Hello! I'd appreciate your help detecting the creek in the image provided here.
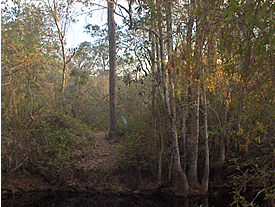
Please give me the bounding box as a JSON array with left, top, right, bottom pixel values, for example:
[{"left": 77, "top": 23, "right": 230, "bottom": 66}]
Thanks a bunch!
[{"left": 2, "top": 190, "right": 233, "bottom": 207}]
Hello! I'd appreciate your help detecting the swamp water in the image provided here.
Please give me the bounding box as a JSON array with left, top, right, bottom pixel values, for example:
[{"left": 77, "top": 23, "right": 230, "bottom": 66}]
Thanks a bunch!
[{"left": 2, "top": 190, "right": 233, "bottom": 207}]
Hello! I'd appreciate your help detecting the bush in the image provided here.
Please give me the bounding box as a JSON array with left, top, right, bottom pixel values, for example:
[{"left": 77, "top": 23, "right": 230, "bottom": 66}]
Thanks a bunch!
[
  {"left": 114, "top": 113, "right": 156, "bottom": 177},
  {"left": 229, "top": 155, "right": 275, "bottom": 207},
  {"left": 1, "top": 115, "right": 95, "bottom": 186}
]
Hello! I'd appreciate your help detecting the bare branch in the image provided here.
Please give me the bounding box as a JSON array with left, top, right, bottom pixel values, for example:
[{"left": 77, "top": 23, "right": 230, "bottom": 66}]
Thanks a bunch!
[
  {"left": 90, "top": 2, "right": 126, "bottom": 19},
  {"left": 10, "top": 157, "right": 28, "bottom": 172},
  {"left": 1, "top": 68, "right": 21, "bottom": 77},
  {"left": 65, "top": 49, "right": 77, "bottom": 64},
  {"left": 135, "top": 27, "right": 160, "bottom": 38}
]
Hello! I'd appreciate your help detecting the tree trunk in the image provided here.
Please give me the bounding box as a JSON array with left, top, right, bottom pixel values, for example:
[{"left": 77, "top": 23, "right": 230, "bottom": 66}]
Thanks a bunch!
[
  {"left": 150, "top": 30, "right": 157, "bottom": 148},
  {"left": 187, "top": 12, "right": 201, "bottom": 189},
  {"left": 108, "top": 1, "right": 117, "bottom": 138},
  {"left": 54, "top": 12, "right": 67, "bottom": 93},
  {"left": 182, "top": 100, "right": 188, "bottom": 173},
  {"left": 188, "top": 83, "right": 200, "bottom": 189},
  {"left": 201, "top": 66, "right": 209, "bottom": 194},
  {"left": 165, "top": 0, "right": 188, "bottom": 192},
  {"left": 149, "top": 20, "right": 161, "bottom": 185},
  {"left": 185, "top": 2, "right": 195, "bottom": 182}
]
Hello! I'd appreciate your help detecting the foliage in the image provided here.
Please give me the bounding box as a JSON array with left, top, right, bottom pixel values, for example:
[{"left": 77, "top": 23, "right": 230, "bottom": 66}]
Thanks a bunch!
[
  {"left": 1, "top": 115, "right": 94, "bottom": 186},
  {"left": 229, "top": 156, "right": 275, "bottom": 207},
  {"left": 70, "top": 68, "right": 89, "bottom": 85},
  {"left": 29, "top": 116, "right": 94, "bottom": 185},
  {"left": 1, "top": 0, "right": 60, "bottom": 117},
  {"left": 114, "top": 112, "right": 156, "bottom": 175}
]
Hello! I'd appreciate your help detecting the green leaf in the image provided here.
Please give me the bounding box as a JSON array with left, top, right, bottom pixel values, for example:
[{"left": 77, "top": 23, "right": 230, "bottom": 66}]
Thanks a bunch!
[
  {"left": 245, "top": 4, "right": 255, "bottom": 25},
  {"left": 233, "top": 47, "right": 243, "bottom": 55},
  {"left": 269, "top": 36, "right": 275, "bottom": 50},
  {"left": 229, "top": 0, "right": 239, "bottom": 6},
  {"left": 221, "top": 7, "right": 234, "bottom": 18},
  {"left": 270, "top": 4, "right": 275, "bottom": 20},
  {"left": 240, "top": 196, "right": 245, "bottom": 200},
  {"left": 255, "top": 136, "right": 261, "bottom": 144}
]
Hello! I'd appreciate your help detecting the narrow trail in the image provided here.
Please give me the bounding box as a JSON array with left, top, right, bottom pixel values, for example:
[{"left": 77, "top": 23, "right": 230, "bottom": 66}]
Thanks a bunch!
[
  {"left": 77, "top": 131, "right": 116, "bottom": 173},
  {"left": 75, "top": 131, "right": 123, "bottom": 190},
  {"left": 91, "top": 131, "right": 116, "bottom": 172}
]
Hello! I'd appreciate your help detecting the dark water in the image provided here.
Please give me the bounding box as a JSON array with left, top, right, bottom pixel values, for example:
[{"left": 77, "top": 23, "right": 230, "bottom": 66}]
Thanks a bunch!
[{"left": 2, "top": 190, "right": 233, "bottom": 207}]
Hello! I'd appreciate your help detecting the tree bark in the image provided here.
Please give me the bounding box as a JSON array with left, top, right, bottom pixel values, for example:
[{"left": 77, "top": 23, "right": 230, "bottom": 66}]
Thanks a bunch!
[
  {"left": 182, "top": 99, "right": 188, "bottom": 173},
  {"left": 187, "top": 10, "right": 200, "bottom": 189},
  {"left": 108, "top": 0, "right": 117, "bottom": 138},
  {"left": 165, "top": 0, "right": 188, "bottom": 192},
  {"left": 150, "top": 26, "right": 163, "bottom": 186},
  {"left": 201, "top": 66, "right": 209, "bottom": 194},
  {"left": 188, "top": 83, "right": 200, "bottom": 189}
]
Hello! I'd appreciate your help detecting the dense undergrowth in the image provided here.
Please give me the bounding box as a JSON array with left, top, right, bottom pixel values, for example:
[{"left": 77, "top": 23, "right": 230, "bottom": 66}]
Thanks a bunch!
[
  {"left": 1, "top": 115, "right": 95, "bottom": 186},
  {"left": 114, "top": 110, "right": 275, "bottom": 206},
  {"left": 115, "top": 114, "right": 157, "bottom": 177}
]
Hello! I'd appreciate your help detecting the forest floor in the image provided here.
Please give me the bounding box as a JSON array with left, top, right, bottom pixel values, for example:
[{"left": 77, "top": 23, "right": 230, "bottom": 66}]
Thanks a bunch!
[
  {"left": 87, "top": 131, "right": 116, "bottom": 173},
  {"left": 1, "top": 131, "right": 152, "bottom": 197},
  {"left": 73, "top": 131, "right": 129, "bottom": 191},
  {"left": 74, "top": 131, "right": 155, "bottom": 191},
  {"left": 1, "top": 131, "right": 238, "bottom": 206}
]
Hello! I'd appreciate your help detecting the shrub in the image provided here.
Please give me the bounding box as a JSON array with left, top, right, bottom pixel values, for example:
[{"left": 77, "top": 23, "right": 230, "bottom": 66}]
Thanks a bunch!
[
  {"left": 114, "top": 113, "right": 156, "bottom": 177},
  {"left": 1, "top": 115, "right": 95, "bottom": 186}
]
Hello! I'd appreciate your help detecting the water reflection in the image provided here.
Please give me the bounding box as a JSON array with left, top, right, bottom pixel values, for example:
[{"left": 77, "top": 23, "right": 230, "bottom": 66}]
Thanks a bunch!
[{"left": 2, "top": 191, "right": 231, "bottom": 207}]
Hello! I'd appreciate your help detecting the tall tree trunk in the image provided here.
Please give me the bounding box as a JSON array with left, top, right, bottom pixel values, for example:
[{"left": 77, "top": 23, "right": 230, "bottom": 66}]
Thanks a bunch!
[
  {"left": 108, "top": 0, "right": 117, "bottom": 138},
  {"left": 220, "top": 83, "right": 230, "bottom": 166},
  {"left": 53, "top": 8, "right": 67, "bottom": 93},
  {"left": 185, "top": 0, "right": 194, "bottom": 178},
  {"left": 188, "top": 83, "right": 200, "bottom": 189},
  {"left": 201, "top": 66, "right": 209, "bottom": 194},
  {"left": 150, "top": 30, "right": 157, "bottom": 147},
  {"left": 182, "top": 98, "right": 188, "bottom": 173},
  {"left": 187, "top": 11, "right": 200, "bottom": 189},
  {"left": 152, "top": 34, "right": 163, "bottom": 186},
  {"left": 47, "top": 0, "right": 68, "bottom": 93},
  {"left": 60, "top": 39, "right": 67, "bottom": 92},
  {"left": 155, "top": 18, "right": 164, "bottom": 186},
  {"left": 149, "top": 18, "right": 161, "bottom": 185},
  {"left": 165, "top": 0, "right": 188, "bottom": 192},
  {"left": 157, "top": 104, "right": 164, "bottom": 186}
]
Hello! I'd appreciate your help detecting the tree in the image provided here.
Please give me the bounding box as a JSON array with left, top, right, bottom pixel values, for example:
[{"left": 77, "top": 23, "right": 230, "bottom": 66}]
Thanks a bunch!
[
  {"left": 108, "top": 0, "right": 118, "bottom": 138},
  {"left": 165, "top": 0, "right": 189, "bottom": 192},
  {"left": 1, "top": 1, "right": 62, "bottom": 174},
  {"left": 1, "top": 1, "right": 56, "bottom": 126},
  {"left": 43, "top": 0, "right": 77, "bottom": 92}
]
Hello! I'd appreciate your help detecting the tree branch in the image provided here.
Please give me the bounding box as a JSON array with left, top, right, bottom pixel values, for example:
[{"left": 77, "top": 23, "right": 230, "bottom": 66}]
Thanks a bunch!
[
  {"left": 1, "top": 68, "right": 21, "bottom": 77},
  {"left": 136, "top": 27, "right": 160, "bottom": 38},
  {"left": 66, "top": 49, "right": 76, "bottom": 65}
]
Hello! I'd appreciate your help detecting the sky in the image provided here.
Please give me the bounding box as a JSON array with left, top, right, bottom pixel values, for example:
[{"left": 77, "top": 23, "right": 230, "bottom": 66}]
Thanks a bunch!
[
  {"left": 66, "top": 7, "right": 106, "bottom": 48},
  {"left": 66, "top": 1, "right": 126, "bottom": 48},
  {"left": 2, "top": 0, "right": 126, "bottom": 48}
]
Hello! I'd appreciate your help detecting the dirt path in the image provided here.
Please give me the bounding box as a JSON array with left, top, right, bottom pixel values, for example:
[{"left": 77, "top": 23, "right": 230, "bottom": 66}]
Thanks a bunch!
[
  {"left": 77, "top": 131, "right": 117, "bottom": 172},
  {"left": 74, "top": 131, "right": 121, "bottom": 190},
  {"left": 90, "top": 131, "right": 116, "bottom": 172}
]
